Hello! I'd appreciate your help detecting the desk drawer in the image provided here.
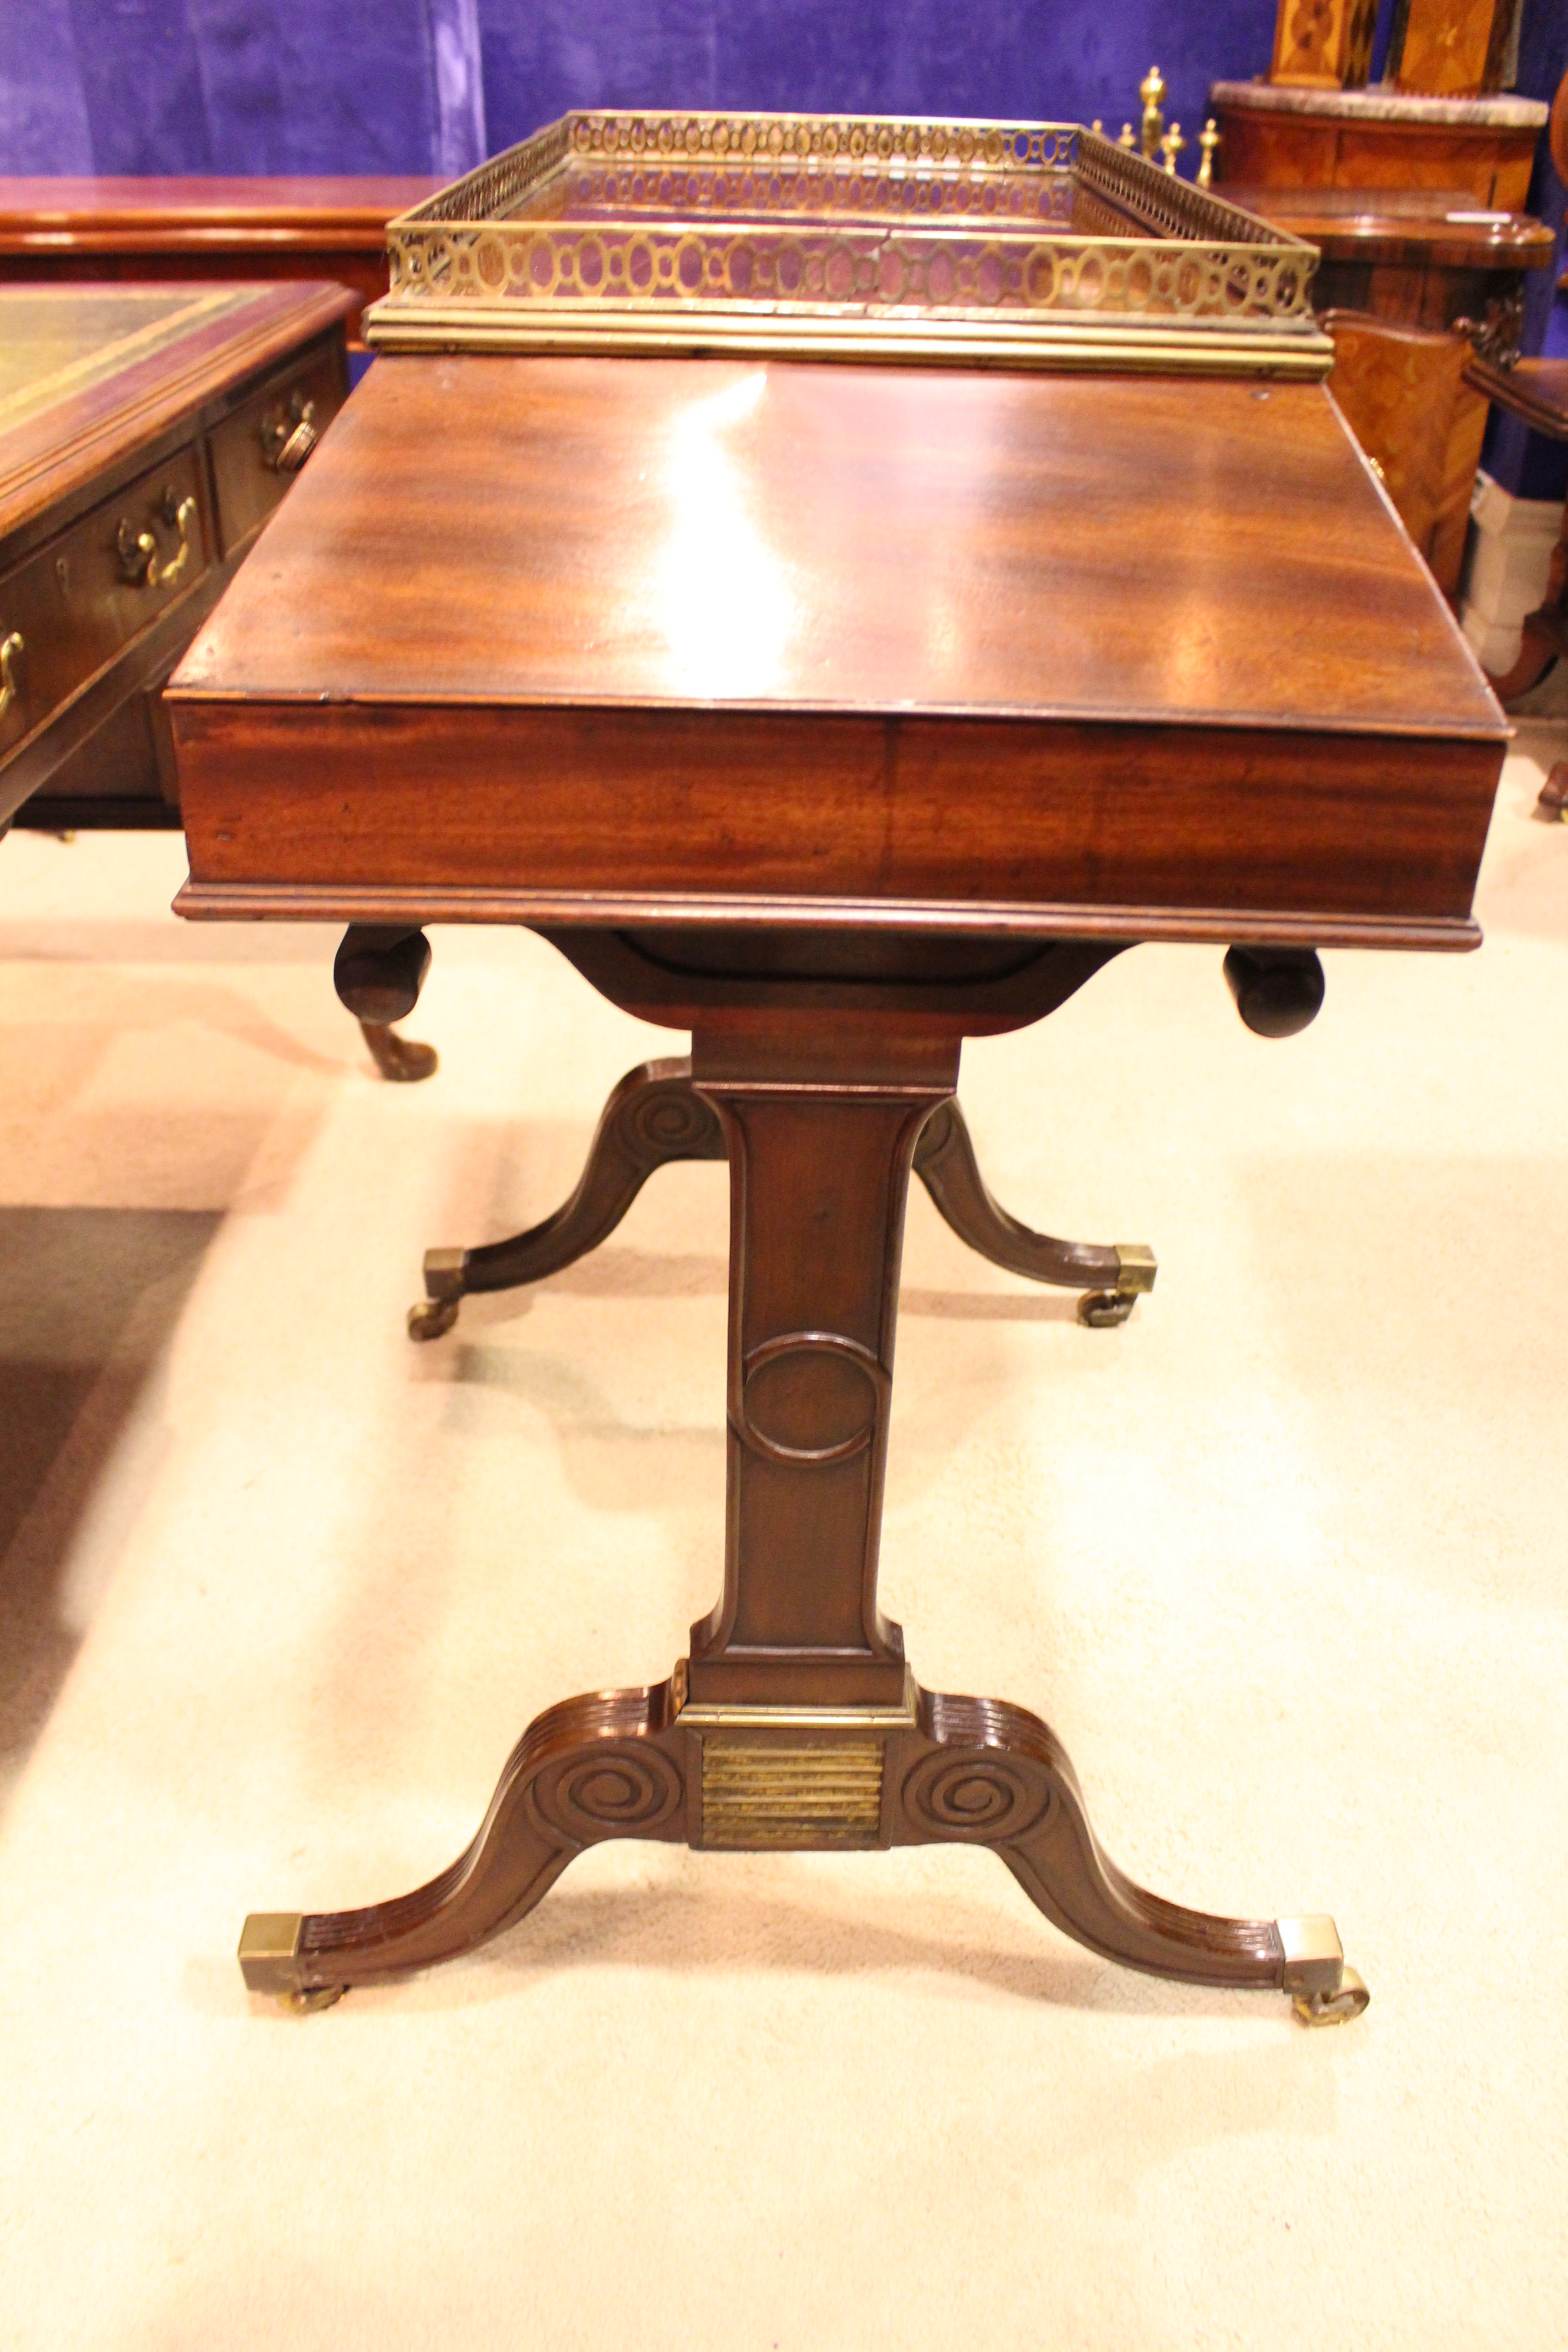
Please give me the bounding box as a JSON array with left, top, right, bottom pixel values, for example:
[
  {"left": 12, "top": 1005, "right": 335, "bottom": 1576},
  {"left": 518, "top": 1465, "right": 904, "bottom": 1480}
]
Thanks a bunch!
[
  {"left": 0, "top": 444, "right": 210, "bottom": 757},
  {"left": 210, "top": 349, "right": 344, "bottom": 554}
]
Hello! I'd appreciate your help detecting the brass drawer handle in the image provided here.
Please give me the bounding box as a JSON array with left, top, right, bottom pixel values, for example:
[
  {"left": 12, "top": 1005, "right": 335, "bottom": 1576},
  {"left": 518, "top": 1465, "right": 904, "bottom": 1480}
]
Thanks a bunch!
[
  {"left": 116, "top": 491, "right": 198, "bottom": 589},
  {"left": 0, "top": 630, "right": 23, "bottom": 721},
  {"left": 276, "top": 418, "right": 318, "bottom": 472},
  {"left": 261, "top": 394, "right": 318, "bottom": 472}
]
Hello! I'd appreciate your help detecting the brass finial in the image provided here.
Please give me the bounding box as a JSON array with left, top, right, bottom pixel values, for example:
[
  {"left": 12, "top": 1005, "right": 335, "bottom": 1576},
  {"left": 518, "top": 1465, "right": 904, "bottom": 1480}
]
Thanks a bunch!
[
  {"left": 1090, "top": 118, "right": 1103, "bottom": 135},
  {"left": 1197, "top": 117, "right": 1221, "bottom": 190},
  {"left": 1139, "top": 64, "right": 1166, "bottom": 159},
  {"left": 1117, "top": 122, "right": 1136, "bottom": 150},
  {"left": 1160, "top": 122, "right": 1186, "bottom": 176}
]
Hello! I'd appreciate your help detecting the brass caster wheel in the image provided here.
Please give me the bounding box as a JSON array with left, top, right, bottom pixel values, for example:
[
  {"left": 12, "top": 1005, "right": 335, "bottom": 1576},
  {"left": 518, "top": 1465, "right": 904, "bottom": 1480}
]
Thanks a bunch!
[
  {"left": 279, "top": 1985, "right": 347, "bottom": 2015},
  {"left": 1077, "top": 1246, "right": 1154, "bottom": 1328},
  {"left": 1292, "top": 1966, "right": 1369, "bottom": 2027},
  {"left": 408, "top": 1295, "right": 460, "bottom": 1341},
  {"left": 1077, "top": 1288, "right": 1136, "bottom": 1328}
]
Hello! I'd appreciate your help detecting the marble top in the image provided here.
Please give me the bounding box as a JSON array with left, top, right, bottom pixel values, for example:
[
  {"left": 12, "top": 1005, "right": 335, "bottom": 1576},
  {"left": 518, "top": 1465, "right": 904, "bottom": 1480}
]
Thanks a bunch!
[{"left": 1209, "top": 80, "right": 1547, "bottom": 129}]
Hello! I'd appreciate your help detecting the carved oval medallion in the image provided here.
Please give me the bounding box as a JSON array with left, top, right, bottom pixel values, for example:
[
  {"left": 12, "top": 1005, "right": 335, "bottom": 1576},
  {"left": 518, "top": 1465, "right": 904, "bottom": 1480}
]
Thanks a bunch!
[
  {"left": 740, "top": 1332, "right": 887, "bottom": 1465},
  {"left": 902, "top": 1748, "right": 1050, "bottom": 1842}
]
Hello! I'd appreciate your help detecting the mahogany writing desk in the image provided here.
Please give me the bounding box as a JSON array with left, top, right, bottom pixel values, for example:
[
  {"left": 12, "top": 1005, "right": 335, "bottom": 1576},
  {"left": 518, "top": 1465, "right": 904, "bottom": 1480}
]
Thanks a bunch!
[
  {"left": 168, "top": 337, "right": 1503, "bottom": 2027},
  {"left": 0, "top": 179, "right": 440, "bottom": 353},
  {"left": 0, "top": 281, "right": 354, "bottom": 836}
]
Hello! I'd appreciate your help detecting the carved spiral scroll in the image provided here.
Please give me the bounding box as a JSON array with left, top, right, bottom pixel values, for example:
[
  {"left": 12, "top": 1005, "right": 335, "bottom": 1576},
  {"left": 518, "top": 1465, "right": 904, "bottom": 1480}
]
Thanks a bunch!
[
  {"left": 532, "top": 1741, "right": 684, "bottom": 1843},
  {"left": 621, "top": 1079, "right": 725, "bottom": 1160},
  {"left": 902, "top": 1748, "right": 1051, "bottom": 1842}
]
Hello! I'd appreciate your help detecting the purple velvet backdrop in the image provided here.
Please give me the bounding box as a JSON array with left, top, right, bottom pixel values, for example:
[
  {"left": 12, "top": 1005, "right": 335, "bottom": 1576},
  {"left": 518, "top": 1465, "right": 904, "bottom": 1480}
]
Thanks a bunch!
[
  {"left": 0, "top": 0, "right": 1360, "bottom": 179},
  {"left": 1, "top": 0, "right": 1565, "bottom": 487}
]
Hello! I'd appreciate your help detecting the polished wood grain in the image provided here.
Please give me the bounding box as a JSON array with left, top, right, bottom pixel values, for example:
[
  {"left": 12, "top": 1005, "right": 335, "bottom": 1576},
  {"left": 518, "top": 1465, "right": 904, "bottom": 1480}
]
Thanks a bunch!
[
  {"left": 240, "top": 1000, "right": 1349, "bottom": 2006},
  {"left": 175, "top": 703, "right": 1498, "bottom": 941},
  {"left": 1226, "top": 184, "right": 1554, "bottom": 278},
  {"left": 0, "top": 176, "right": 438, "bottom": 243},
  {"left": 172, "top": 355, "right": 1495, "bottom": 723},
  {"left": 1393, "top": 0, "right": 1516, "bottom": 100},
  {"left": 1325, "top": 308, "right": 1471, "bottom": 578},
  {"left": 1218, "top": 178, "right": 1554, "bottom": 600},
  {"left": 169, "top": 354, "right": 1503, "bottom": 948},
  {"left": 1214, "top": 107, "right": 1541, "bottom": 209},
  {"left": 261, "top": 1671, "right": 1301, "bottom": 1997},
  {"left": 1465, "top": 350, "right": 1568, "bottom": 436},
  {"left": 1269, "top": 0, "right": 1375, "bottom": 93}
]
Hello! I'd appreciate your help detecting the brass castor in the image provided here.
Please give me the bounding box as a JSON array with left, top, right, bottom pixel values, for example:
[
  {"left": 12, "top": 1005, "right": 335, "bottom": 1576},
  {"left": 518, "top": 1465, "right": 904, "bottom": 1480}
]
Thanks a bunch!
[
  {"left": 1076, "top": 1243, "right": 1156, "bottom": 1328},
  {"left": 407, "top": 1246, "right": 466, "bottom": 1342},
  {"left": 408, "top": 1296, "right": 460, "bottom": 1341},
  {"left": 1077, "top": 1287, "right": 1137, "bottom": 1328},
  {"left": 239, "top": 1914, "right": 348, "bottom": 2012},
  {"left": 1292, "top": 1967, "right": 1370, "bottom": 2027},
  {"left": 280, "top": 1985, "right": 347, "bottom": 2015}
]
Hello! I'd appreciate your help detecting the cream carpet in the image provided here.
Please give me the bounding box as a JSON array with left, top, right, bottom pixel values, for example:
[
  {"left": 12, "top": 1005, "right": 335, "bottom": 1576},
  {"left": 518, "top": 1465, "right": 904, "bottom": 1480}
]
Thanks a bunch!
[{"left": 1, "top": 736, "right": 1565, "bottom": 2349}]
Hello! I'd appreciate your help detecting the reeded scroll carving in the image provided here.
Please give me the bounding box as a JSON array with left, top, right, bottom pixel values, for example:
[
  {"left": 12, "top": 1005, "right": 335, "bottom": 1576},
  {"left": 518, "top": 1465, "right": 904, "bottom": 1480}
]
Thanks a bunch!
[
  {"left": 902, "top": 1744, "right": 1051, "bottom": 1843},
  {"left": 259, "top": 1684, "right": 686, "bottom": 1996},
  {"left": 893, "top": 1690, "right": 1286, "bottom": 1989}
]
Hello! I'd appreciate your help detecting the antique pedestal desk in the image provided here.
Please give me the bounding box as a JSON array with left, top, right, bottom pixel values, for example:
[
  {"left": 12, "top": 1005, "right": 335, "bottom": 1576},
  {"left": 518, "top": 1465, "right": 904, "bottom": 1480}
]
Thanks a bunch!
[
  {"left": 0, "top": 177, "right": 441, "bottom": 354},
  {"left": 0, "top": 280, "right": 354, "bottom": 836},
  {"left": 167, "top": 116, "right": 1509, "bottom": 2024}
]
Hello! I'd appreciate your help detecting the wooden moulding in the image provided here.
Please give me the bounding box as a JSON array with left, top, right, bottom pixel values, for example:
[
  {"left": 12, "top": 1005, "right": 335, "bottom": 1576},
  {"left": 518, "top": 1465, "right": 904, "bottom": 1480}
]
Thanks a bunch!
[
  {"left": 168, "top": 700, "right": 1501, "bottom": 951},
  {"left": 0, "top": 176, "right": 442, "bottom": 253}
]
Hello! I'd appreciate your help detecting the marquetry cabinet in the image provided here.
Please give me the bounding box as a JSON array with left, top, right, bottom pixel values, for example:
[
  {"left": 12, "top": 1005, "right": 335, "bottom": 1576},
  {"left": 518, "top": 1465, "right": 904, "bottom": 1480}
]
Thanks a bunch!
[{"left": 1209, "top": 80, "right": 1546, "bottom": 207}]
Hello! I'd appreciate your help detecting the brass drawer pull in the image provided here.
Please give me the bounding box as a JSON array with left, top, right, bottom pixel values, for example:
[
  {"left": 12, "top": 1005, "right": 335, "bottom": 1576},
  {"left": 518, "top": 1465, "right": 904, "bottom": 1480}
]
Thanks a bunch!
[
  {"left": 0, "top": 630, "right": 23, "bottom": 721},
  {"left": 116, "top": 490, "right": 198, "bottom": 589},
  {"left": 261, "top": 394, "right": 318, "bottom": 473},
  {"left": 276, "top": 417, "right": 318, "bottom": 472}
]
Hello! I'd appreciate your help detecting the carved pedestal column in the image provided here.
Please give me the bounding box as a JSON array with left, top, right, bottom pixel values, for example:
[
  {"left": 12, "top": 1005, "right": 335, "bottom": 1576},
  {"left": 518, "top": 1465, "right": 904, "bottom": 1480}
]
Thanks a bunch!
[
  {"left": 687, "top": 1016, "right": 959, "bottom": 1708},
  {"left": 238, "top": 1004, "right": 1363, "bottom": 2024}
]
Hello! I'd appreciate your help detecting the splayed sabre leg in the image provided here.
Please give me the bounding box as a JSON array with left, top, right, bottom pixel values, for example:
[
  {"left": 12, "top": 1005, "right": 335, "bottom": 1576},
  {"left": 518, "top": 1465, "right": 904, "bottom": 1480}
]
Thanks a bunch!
[{"left": 241, "top": 1010, "right": 1360, "bottom": 2026}]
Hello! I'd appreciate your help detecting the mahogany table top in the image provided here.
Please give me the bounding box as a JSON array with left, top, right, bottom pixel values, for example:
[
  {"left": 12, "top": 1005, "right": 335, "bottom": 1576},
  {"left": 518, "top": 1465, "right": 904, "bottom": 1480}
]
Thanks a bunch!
[{"left": 169, "top": 351, "right": 1506, "bottom": 951}]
